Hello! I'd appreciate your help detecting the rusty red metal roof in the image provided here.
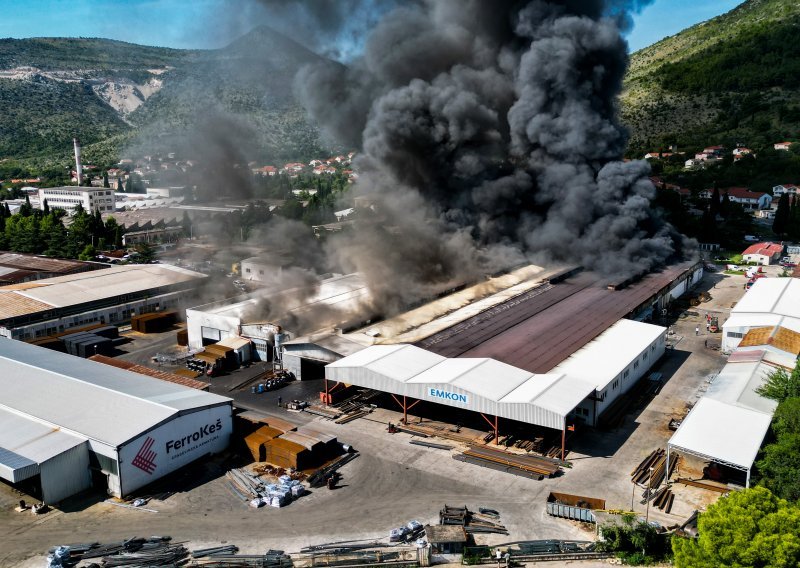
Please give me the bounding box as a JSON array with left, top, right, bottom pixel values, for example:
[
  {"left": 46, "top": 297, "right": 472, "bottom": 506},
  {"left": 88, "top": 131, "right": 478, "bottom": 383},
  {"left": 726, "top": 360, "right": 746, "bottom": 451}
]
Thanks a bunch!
[
  {"left": 418, "top": 263, "right": 697, "bottom": 373},
  {"left": 88, "top": 354, "right": 211, "bottom": 390}
]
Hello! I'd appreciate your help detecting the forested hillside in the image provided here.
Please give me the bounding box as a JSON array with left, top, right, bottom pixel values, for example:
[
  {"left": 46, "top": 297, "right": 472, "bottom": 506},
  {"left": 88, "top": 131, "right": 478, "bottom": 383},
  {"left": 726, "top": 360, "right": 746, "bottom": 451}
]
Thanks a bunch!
[
  {"left": 0, "top": 29, "right": 331, "bottom": 166},
  {"left": 622, "top": 0, "right": 800, "bottom": 156}
]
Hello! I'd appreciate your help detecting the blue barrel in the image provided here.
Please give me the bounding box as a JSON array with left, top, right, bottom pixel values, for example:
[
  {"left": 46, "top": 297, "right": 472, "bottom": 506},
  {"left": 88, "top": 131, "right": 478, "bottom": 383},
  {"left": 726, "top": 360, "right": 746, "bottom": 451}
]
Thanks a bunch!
[{"left": 257, "top": 383, "right": 265, "bottom": 393}]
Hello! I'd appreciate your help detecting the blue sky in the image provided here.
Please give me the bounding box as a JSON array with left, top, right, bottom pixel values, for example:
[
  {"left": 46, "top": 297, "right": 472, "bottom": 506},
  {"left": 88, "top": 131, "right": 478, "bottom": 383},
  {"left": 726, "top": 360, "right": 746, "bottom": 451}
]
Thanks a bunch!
[{"left": 0, "top": 0, "right": 744, "bottom": 52}]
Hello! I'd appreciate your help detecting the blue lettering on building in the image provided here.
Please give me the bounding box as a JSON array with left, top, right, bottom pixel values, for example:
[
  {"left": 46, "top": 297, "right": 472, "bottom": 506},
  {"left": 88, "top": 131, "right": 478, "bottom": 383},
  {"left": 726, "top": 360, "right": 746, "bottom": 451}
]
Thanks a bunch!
[{"left": 428, "top": 388, "right": 468, "bottom": 404}]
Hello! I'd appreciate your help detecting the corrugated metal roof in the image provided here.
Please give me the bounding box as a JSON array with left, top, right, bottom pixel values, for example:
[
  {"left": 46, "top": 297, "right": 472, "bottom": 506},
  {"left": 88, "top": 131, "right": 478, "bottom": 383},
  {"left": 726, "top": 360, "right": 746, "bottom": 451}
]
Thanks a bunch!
[
  {"left": 12, "top": 264, "right": 205, "bottom": 309},
  {"left": 88, "top": 355, "right": 211, "bottom": 390},
  {"left": 738, "top": 326, "right": 775, "bottom": 347},
  {"left": 668, "top": 398, "right": 772, "bottom": 470},
  {"left": 0, "top": 340, "right": 230, "bottom": 447},
  {"left": 0, "top": 407, "right": 86, "bottom": 482},
  {"left": 732, "top": 278, "right": 800, "bottom": 319},
  {"left": 216, "top": 336, "right": 252, "bottom": 350},
  {"left": 419, "top": 263, "right": 695, "bottom": 373},
  {"left": 705, "top": 360, "right": 779, "bottom": 415},
  {"left": 327, "top": 344, "right": 596, "bottom": 429},
  {"left": 0, "top": 253, "right": 95, "bottom": 273},
  {"left": 551, "top": 320, "right": 665, "bottom": 391},
  {"left": 0, "top": 293, "right": 55, "bottom": 318}
]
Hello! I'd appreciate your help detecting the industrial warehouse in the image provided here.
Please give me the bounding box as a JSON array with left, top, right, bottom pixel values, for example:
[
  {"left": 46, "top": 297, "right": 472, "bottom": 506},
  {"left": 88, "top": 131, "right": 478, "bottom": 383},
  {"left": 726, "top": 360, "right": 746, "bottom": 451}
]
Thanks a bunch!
[
  {"left": 0, "top": 340, "right": 232, "bottom": 503},
  {"left": 668, "top": 277, "right": 800, "bottom": 487},
  {"left": 0, "top": 264, "right": 206, "bottom": 340},
  {"left": 252, "top": 262, "right": 700, "bottom": 456}
]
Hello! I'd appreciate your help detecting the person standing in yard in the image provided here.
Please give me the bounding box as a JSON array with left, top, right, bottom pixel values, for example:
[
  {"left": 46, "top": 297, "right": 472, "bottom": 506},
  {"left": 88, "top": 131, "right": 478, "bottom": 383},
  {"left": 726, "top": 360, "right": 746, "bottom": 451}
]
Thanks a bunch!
[{"left": 695, "top": 325, "right": 700, "bottom": 336}]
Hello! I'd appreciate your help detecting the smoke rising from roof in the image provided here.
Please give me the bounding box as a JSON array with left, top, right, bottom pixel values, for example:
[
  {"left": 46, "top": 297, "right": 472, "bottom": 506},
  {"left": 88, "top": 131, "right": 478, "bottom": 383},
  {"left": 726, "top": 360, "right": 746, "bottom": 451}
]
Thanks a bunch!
[{"left": 291, "top": 0, "right": 693, "bottom": 313}]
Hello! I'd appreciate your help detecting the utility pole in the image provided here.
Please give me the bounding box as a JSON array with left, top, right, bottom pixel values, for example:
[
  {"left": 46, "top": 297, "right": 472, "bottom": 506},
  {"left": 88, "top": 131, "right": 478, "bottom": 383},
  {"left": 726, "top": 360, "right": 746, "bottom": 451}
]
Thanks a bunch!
[{"left": 645, "top": 466, "right": 654, "bottom": 523}]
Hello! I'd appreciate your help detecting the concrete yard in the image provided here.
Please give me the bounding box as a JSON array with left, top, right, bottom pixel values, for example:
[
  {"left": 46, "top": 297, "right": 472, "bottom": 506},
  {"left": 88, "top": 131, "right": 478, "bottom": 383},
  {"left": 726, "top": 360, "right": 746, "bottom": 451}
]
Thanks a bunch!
[{"left": 1, "top": 270, "right": 748, "bottom": 567}]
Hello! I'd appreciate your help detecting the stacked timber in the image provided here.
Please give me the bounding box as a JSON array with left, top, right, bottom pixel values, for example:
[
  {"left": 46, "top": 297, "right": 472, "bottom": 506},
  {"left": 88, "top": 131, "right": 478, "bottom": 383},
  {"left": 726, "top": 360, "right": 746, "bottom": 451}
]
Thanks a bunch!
[
  {"left": 263, "top": 438, "right": 311, "bottom": 470},
  {"left": 204, "top": 343, "right": 237, "bottom": 370},
  {"left": 244, "top": 426, "right": 284, "bottom": 462},
  {"left": 460, "top": 445, "right": 560, "bottom": 478},
  {"left": 131, "top": 311, "right": 177, "bottom": 333}
]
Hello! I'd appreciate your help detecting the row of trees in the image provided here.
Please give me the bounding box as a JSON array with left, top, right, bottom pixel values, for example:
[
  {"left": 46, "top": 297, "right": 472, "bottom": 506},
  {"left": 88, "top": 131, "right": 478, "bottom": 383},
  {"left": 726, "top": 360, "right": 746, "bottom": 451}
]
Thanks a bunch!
[
  {"left": 0, "top": 198, "right": 122, "bottom": 259},
  {"left": 772, "top": 193, "right": 800, "bottom": 239}
]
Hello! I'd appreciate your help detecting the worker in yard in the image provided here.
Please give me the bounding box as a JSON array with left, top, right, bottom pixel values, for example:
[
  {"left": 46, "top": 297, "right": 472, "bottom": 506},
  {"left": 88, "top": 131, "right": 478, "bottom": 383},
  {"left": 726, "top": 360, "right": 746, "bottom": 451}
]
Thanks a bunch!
[
  {"left": 695, "top": 325, "right": 699, "bottom": 336},
  {"left": 278, "top": 396, "right": 282, "bottom": 407}
]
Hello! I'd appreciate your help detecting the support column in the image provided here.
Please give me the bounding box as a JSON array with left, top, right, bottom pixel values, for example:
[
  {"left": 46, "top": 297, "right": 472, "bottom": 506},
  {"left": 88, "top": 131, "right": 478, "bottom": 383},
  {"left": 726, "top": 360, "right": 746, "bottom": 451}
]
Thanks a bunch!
[
  {"left": 746, "top": 468, "right": 750, "bottom": 488},
  {"left": 403, "top": 396, "right": 408, "bottom": 424},
  {"left": 561, "top": 427, "right": 566, "bottom": 461},
  {"left": 666, "top": 446, "right": 670, "bottom": 482},
  {"left": 479, "top": 414, "right": 499, "bottom": 444}
]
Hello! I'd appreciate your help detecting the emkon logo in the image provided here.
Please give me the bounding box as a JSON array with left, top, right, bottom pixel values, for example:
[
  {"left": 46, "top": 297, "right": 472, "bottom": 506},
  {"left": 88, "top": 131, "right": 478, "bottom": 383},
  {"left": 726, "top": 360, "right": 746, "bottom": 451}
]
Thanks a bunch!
[
  {"left": 428, "top": 388, "right": 468, "bottom": 404},
  {"left": 131, "top": 436, "right": 157, "bottom": 474}
]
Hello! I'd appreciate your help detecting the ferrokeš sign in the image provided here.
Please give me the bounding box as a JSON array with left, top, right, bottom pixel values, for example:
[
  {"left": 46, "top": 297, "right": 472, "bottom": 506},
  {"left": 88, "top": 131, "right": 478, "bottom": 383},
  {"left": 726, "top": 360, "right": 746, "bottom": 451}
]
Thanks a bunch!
[
  {"left": 428, "top": 388, "right": 468, "bottom": 404},
  {"left": 166, "top": 418, "right": 224, "bottom": 455}
]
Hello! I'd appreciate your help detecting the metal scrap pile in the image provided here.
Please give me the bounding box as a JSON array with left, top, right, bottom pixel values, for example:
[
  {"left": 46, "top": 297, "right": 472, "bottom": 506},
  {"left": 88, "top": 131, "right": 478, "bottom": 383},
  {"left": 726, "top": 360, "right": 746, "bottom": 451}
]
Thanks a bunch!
[
  {"left": 440, "top": 505, "right": 508, "bottom": 535},
  {"left": 190, "top": 546, "right": 292, "bottom": 567},
  {"left": 226, "top": 468, "right": 306, "bottom": 508},
  {"left": 47, "top": 537, "right": 187, "bottom": 567}
]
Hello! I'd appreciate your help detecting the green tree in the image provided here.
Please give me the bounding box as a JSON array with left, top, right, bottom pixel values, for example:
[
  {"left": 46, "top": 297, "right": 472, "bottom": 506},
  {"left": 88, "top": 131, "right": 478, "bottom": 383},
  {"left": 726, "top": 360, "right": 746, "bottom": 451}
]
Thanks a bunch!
[
  {"left": 757, "top": 363, "right": 800, "bottom": 403},
  {"left": 42, "top": 198, "right": 49, "bottom": 216},
  {"left": 103, "top": 171, "right": 110, "bottom": 188},
  {"left": 771, "top": 397, "right": 800, "bottom": 438},
  {"left": 756, "top": 433, "right": 800, "bottom": 502},
  {"left": 78, "top": 244, "right": 96, "bottom": 261},
  {"left": 672, "top": 487, "right": 800, "bottom": 568},
  {"left": 773, "top": 193, "right": 792, "bottom": 235}
]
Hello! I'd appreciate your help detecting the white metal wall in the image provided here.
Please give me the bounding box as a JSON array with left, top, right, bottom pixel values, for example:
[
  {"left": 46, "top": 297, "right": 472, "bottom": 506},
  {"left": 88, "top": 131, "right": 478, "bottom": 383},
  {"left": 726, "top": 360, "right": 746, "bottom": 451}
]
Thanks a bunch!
[
  {"left": 326, "top": 366, "right": 567, "bottom": 430},
  {"left": 186, "top": 309, "right": 241, "bottom": 350},
  {"left": 117, "top": 404, "right": 232, "bottom": 496},
  {"left": 594, "top": 331, "right": 666, "bottom": 421},
  {"left": 3, "top": 290, "right": 188, "bottom": 340},
  {"left": 39, "top": 441, "right": 91, "bottom": 504}
]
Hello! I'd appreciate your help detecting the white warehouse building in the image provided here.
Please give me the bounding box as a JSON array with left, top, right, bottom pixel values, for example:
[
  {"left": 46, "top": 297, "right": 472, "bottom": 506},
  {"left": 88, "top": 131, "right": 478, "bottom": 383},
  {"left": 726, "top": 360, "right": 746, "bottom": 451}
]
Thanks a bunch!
[
  {"left": 721, "top": 278, "right": 800, "bottom": 352},
  {"left": 38, "top": 186, "right": 116, "bottom": 214},
  {"left": 0, "top": 340, "right": 232, "bottom": 502},
  {"left": 327, "top": 319, "right": 667, "bottom": 438}
]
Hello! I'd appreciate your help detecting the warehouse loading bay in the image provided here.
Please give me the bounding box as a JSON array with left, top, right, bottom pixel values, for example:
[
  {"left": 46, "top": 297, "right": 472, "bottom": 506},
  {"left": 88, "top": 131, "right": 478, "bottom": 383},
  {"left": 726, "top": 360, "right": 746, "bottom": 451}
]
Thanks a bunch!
[{"left": 2, "top": 269, "right": 745, "bottom": 566}]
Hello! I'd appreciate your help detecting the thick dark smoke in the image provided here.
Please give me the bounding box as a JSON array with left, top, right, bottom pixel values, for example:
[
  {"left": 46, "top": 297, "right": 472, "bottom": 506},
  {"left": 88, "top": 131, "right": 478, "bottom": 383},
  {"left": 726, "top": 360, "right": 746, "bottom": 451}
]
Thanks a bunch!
[{"left": 292, "top": 0, "right": 693, "bottom": 312}]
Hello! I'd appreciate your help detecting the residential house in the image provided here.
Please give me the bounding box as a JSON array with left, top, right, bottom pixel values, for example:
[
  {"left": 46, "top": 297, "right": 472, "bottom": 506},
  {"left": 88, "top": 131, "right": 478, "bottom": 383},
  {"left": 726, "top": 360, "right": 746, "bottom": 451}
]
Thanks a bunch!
[
  {"left": 742, "top": 242, "right": 784, "bottom": 265},
  {"left": 700, "top": 187, "right": 772, "bottom": 210},
  {"left": 643, "top": 152, "right": 674, "bottom": 160},
  {"left": 725, "top": 187, "right": 772, "bottom": 210},
  {"left": 252, "top": 166, "right": 277, "bottom": 177},
  {"left": 774, "top": 142, "right": 794, "bottom": 151},
  {"left": 773, "top": 184, "right": 798, "bottom": 198},
  {"left": 732, "top": 147, "right": 753, "bottom": 161}
]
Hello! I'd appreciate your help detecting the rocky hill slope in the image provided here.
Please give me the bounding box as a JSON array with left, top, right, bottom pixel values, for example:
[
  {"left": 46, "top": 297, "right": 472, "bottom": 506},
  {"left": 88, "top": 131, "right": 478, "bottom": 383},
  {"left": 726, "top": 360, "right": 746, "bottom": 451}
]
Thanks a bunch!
[{"left": 622, "top": 0, "right": 800, "bottom": 155}]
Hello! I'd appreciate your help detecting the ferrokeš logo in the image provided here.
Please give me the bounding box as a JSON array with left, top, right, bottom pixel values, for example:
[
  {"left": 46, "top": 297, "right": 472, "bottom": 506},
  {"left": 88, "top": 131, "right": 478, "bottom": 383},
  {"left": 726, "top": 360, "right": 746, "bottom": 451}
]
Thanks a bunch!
[
  {"left": 131, "top": 436, "right": 157, "bottom": 474},
  {"left": 166, "top": 418, "right": 223, "bottom": 454}
]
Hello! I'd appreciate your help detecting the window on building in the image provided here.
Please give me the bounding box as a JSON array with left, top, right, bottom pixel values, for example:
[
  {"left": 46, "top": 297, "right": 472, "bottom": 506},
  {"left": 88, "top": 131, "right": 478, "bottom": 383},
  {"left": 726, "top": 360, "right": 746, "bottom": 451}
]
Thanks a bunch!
[
  {"left": 245, "top": 268, "right": 251, "bottom": 273},
  {"left": 624, "top": 369, "right": 629, "bottom": 379},
  {"left": 727, "top": 332, "right": 743, "bottom": 338},
  {"left": 612, "top": 379, "right": 619, "bottom": 390},
  {"left": 634, "top": 360, "right": 639, "bottom": 369}
]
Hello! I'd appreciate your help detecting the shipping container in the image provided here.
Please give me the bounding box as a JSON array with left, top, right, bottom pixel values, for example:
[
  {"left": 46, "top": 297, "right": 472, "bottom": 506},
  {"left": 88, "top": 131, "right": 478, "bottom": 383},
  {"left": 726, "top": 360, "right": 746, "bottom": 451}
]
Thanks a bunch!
[{"left": 546, "top": 492, "right": 605, "bottom": 523}]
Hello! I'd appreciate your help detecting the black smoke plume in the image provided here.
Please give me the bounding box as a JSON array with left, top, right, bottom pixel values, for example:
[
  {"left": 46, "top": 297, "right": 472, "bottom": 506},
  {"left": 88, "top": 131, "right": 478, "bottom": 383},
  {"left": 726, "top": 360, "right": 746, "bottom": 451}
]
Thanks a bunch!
[{"left": 292, "top": 0, "right": 693, "bottom": 312}]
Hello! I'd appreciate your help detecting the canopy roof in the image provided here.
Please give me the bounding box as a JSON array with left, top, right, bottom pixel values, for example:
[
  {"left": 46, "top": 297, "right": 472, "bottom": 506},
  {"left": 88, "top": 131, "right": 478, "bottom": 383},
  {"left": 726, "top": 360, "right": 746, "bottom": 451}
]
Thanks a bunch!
[
  {"left": 327, "top": 344, "right": 596, "bottom": 430},
  {"left": 668, "top": 398, "right": 772, "bottom": 470}
]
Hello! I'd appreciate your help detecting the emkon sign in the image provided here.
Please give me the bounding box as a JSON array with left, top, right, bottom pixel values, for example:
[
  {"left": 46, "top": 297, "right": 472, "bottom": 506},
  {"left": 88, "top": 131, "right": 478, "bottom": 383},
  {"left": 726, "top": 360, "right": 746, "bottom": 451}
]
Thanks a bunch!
[
  {"left": 119, "top": 405, "right": 232, "bottom": 496},
  {"left": 428, "top": 388, "right": 468, "bottom": 405}
]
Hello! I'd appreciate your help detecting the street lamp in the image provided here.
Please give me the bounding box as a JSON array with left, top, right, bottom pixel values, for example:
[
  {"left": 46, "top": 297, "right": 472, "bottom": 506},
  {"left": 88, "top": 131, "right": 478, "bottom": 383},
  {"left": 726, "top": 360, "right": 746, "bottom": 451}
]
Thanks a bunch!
[{"left": 645, "top": 466, "right": 655, "bottom": 523}]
